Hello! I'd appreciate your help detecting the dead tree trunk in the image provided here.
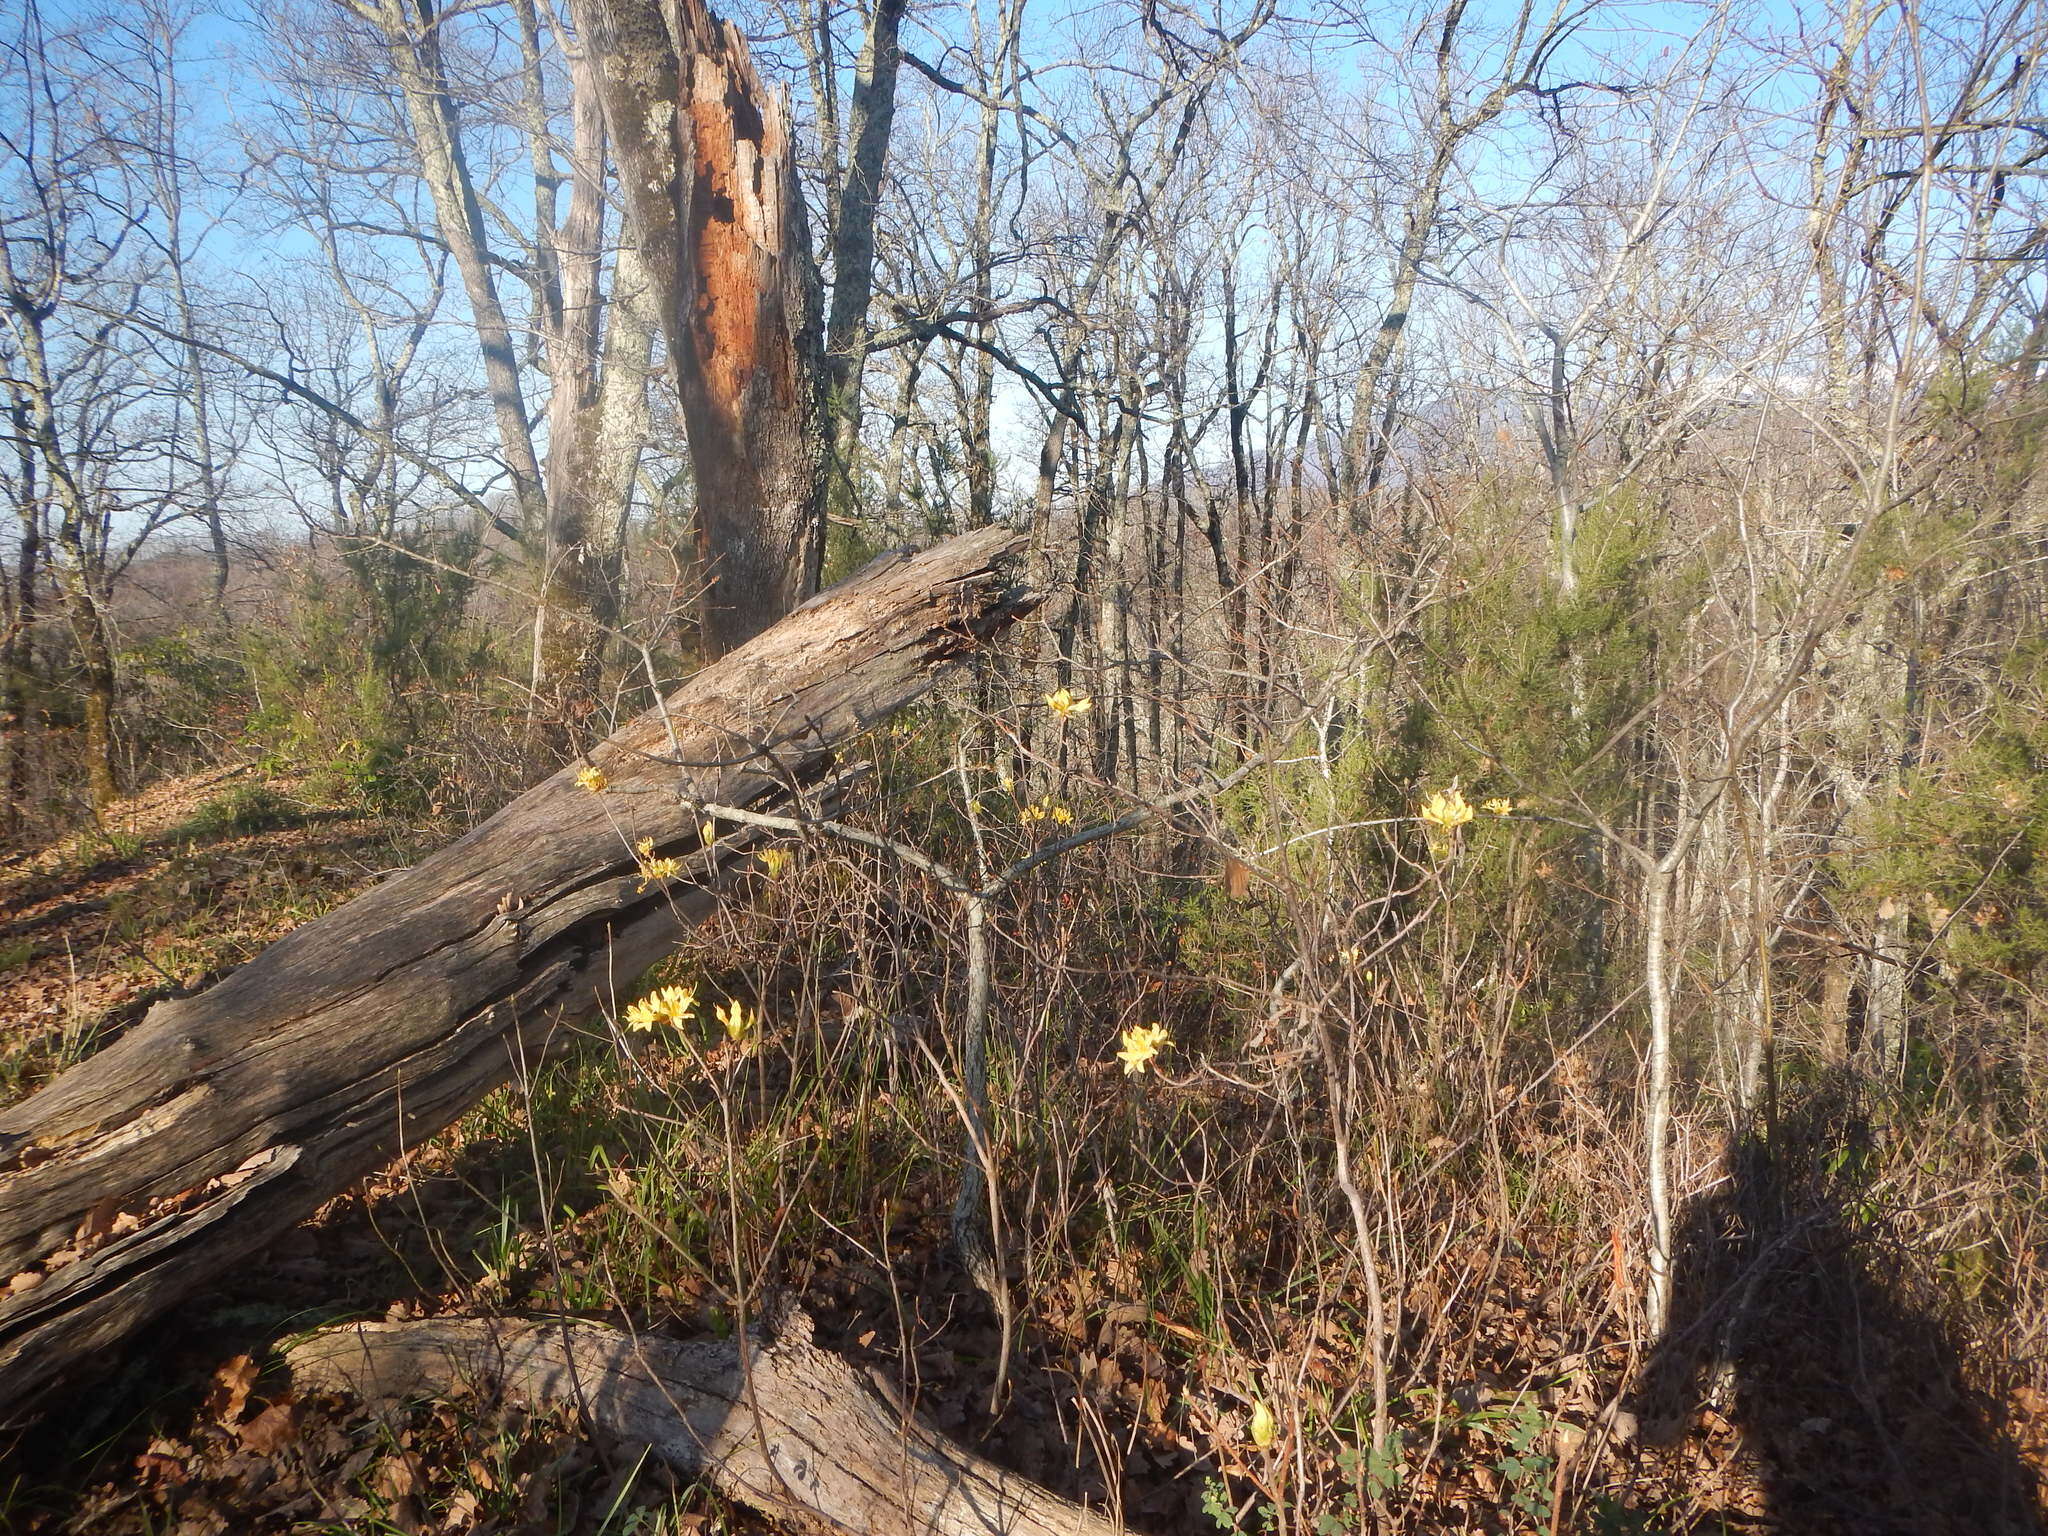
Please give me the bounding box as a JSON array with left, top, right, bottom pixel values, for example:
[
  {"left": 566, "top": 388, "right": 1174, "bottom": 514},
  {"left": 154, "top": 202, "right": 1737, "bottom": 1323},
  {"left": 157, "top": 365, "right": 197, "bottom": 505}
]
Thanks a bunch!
[
  {"left": 580, "top": 0, "right": 829, "bottom": 657},
  {"left": 288, "top": 1305, "right": 1115, "bottom": 1536},
  {"left": 0, "top": 527, "right": 1032, "bottom": 1421}
]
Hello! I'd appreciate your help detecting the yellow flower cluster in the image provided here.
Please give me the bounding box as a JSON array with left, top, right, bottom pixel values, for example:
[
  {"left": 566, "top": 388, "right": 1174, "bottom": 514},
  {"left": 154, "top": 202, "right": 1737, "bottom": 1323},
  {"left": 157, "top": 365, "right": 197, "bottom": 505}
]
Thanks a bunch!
[
  {"left": 1045, "top": 687, "right": 1092, "bottom": 720},
  {"left": 625, "top": 984, "right": 697, "bottom": 1032},
  {"left": 634, "top": 836, "right": 682, "bottom": 890},
  {"left": 757, "top": 848, "right": 793, "bottom": 880},
  {"left": 1416, "top": 786, "right": 1523, "bottom": 831},
  {"left": 1336, "top": 946, "right": 1378, "bottom": 983},
  {"left": 576, "top": 765, "right": 609, "bottom": 793},
  {"left": 1117, "top": 1022, "right": 1173, "bottom": 1076},
  {"left": 1019, "top": 796, "right": 1075, "bottom": 826},
  {"left": 1418, "top": 787, "right": 1475, "bottom": 830},
  {"left": 637, "top": 857, "right": 682, "bottom": 886}
]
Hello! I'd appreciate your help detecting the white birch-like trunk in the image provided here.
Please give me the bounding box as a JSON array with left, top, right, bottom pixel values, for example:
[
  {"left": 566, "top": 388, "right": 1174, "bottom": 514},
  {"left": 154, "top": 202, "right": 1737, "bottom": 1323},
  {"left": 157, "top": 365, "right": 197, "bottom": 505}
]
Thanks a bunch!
[{"left": 1644, "top": 857, "right": 1678, "bottom": 1338}]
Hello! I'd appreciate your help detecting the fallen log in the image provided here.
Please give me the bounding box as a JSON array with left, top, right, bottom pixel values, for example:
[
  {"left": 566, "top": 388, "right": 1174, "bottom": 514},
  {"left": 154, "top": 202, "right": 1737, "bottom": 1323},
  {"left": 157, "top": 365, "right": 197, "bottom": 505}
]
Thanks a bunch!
[
  {"left": 0, "top": 526, "right": 1033, "bottom": 1419},
  {"left": 288, "top": 1305, "right": 1115, "bottom": 1536}
]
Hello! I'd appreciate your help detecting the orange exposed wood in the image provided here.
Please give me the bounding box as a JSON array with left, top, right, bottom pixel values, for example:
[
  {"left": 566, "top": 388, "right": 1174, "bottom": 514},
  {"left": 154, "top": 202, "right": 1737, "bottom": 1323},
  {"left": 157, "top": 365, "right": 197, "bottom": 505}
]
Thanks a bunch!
[{"left": 583, "top": 0, "right": 826, "bottom": 655}]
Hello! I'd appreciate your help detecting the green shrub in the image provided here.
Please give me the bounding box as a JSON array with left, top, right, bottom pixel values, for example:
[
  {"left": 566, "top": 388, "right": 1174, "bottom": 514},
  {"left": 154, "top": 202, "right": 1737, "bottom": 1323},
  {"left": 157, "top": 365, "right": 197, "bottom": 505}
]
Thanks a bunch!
[
  {"left": 177, "top": 782, "right": 304, "bottom": 841},
  {"left": 241, "top": 523, "right": 493, "bottom": 812}
]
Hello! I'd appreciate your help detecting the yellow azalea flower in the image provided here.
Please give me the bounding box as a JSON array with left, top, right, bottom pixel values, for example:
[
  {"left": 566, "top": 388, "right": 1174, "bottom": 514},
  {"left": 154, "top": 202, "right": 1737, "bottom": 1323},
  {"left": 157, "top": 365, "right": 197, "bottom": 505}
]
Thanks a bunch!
[
  {"left": 576, "top": 765, "right": 608, "bottom": 793},
  {"left": 637, "top": 854, "right": 682, "bottom": 890},
  {"left": 1249, "top": 1400, "right": 1277, "bottom": 1448},
  {"left": 624, "top": 984, "right": 697, "bottom": 1032},
  {"left": 1418, "top": 787, "right": 1474, "bottom": 831},
  {"left": 1337, "top": 948, "right": 1377, "bottom": 984},
  {"left": 757, "top": 848, "right": 793, "bottom": 880},
  {"left": 1020, "top": 795, "right": 1071, "bottom": 826},
  {"left": 1117, "top": 1022, "right": 1173, "bottom": 1076},
  {"left": 716, "top": 999, "right": 757, "bottom": 1045},
  {"left": 1044, "top": 687, "right": 1092, "bottom": 720},
  {"left": 1482, "top": 797, "right": 1513, "bottom": 817}
]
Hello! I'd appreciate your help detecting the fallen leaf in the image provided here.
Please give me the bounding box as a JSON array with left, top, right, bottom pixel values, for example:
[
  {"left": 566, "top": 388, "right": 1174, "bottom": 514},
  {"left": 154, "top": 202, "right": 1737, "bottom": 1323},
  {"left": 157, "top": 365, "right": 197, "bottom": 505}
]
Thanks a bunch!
[
  {"left": 132, "top": 1453, "right": 184, "bottom": 1487},
  {"left": 238, "top": 1400, "right": 301, "bottom": 1455},
  {"left": 205, "top": 1354, "right": 259, "bottom": 1425},
  {"left": 369, "top": 1452, "right": 417, "bottom": 1501}
]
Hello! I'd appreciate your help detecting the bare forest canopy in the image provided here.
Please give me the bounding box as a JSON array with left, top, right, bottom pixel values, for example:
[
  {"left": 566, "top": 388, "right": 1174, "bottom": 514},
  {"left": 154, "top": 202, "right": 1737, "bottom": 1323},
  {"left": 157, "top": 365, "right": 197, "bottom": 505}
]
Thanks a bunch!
[{"left": 4, "top": 0, "right": 2048, "bottom": 1531}]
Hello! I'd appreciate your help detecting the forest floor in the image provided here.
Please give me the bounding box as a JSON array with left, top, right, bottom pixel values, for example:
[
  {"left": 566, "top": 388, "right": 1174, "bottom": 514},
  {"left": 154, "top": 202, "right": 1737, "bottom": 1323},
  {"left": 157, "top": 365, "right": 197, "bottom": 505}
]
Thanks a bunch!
[{"left": 2, "top": 766, "right": 2043, "bottom": 1534}]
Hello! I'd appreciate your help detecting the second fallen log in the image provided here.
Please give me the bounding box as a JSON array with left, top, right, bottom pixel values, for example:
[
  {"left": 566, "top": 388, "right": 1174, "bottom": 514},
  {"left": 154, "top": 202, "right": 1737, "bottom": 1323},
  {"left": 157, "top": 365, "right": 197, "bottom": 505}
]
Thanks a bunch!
[{"left": 288, "top": 1304, "right": 1117, "bottom": 1536}]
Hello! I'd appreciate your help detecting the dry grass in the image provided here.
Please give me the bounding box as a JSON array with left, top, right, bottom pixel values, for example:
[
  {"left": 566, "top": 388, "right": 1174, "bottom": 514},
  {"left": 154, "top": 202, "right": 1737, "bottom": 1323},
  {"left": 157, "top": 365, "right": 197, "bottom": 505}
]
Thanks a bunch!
[{"left": 2, "top": 719, "right": 2043, "bottom": 1534}]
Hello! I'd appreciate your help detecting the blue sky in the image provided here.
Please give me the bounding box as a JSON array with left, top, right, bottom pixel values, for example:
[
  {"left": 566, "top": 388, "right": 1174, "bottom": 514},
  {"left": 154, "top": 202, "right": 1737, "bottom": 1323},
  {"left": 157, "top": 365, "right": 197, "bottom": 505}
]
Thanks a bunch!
[{"left": 12, "top": 0, "right": 2038, "bottom": 537}]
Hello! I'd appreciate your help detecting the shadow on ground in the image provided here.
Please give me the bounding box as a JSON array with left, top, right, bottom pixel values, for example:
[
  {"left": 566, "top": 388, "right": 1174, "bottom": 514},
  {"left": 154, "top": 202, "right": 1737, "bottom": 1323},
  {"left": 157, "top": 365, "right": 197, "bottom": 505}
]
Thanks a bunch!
[{"left": 1635, "top": 1077, "right": 2043, "bottom": 1535}]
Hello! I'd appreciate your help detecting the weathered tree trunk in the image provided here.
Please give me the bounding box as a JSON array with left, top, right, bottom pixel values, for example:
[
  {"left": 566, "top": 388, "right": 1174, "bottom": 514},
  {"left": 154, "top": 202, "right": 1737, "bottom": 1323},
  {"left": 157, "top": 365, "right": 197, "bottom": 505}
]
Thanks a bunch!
[
  {"left": 1819, "top": 945, "right": 1854, "bottom": 1067},
  {"left": 822, "top": 0, "right": 908, "bottom": 475},
  {"left": 361, "top": 0, "right": 550, "bottom": 542},
  {"left": 571, "top": 241, "right": 658, "bottom": 626},
  {"left": 1865, "top": 895, "right": 1910, "bottom": 1076},
  {"left": 1642, "top": 856, "right": 1679, "bottom": 1340},
  {"left": 288, "top": 1305, "right": 1114, "bottom": 1536},
  {"left": 582, "top": 0, "right": 829, "bottom": 657},
  {"left": 3, "top": 415, "right": 42, "bottom": 840},
  {"left": 0, "top": 528, "right": 1032, "bottom": 1421},
  {"left": 525, "top": 15, "right": 658, "bottom": 720},
  {"left": 960, "top": 26, "right": 1007, "bottom": 531},
  {"left": 66, "top": 587, "right": 118, "bottom": 812},
  {"left": 156, "top": 184, "right": 231, "bottom": 613},
  {"left": 0, "top": 257, "right": 120, "bottom": 811}
]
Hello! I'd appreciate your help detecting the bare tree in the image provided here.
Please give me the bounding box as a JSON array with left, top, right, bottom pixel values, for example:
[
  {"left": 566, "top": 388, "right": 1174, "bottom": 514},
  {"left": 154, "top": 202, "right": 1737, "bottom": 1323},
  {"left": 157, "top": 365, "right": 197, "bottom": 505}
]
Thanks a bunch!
[
  {"left": 330, "top": 0, "right": 550, "bottom": 552},
  {"left": 0, "top": 2, "right": 191, "bottom": 809}
]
